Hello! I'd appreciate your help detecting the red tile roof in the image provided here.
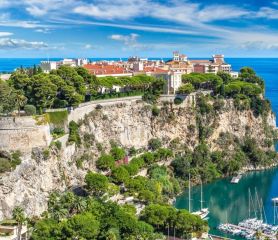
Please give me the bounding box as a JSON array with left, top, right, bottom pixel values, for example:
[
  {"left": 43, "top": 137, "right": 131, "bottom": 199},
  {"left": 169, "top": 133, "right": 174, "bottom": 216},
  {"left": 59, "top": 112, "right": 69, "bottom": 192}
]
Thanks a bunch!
[
  {"left": 84, "top": 64, "right": 129, "bottom": 75},
  {"left": 143, "top": 67, "right": 169, "bottom": 73}
]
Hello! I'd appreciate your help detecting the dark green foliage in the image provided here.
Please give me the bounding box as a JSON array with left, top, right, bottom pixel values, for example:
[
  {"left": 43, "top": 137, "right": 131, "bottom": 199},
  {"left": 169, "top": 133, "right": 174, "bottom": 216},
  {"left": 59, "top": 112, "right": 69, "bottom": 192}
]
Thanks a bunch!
[
  {"left": 177, "top": 83, "right": 194, "bottom": 94},
  {"left": 148, "top": 138, "right": 162, "bottom": 151},
  {"left": 85, "top": 172, "right": 109, "bottom": 196},
  {"left": 96, "top": 154, "right": 115, "bottom": 170},
  {"left": 54, "top": 141, "right": 62, "bottom": 150},
  {"left": 141, "top": 204, "right": 207, "bottom": 238},
  {"left": 128, "top": 146, "right": 137, "bottom": 156},
  {"left": 174, "top": 97, "right": 183, "bottom": 105},
  {"left": 110, "top": 147, "right": 125, "bottom": 161},
  {"left": 182, "top": 73, "right": 223, "bottom": 90},
  {"left": 111, "top": 166, "right": 130, "bottom": 184},
  {"left": 24, "top": 104, "right": 36, "bottom": 115},
  {"left": 51, "top": 127, "right": 65, "bottom": 139},
  {"left": 68, "top": 121, "right": 81, "bottom": 146},
  {"left": 0, "top": 151, "right": 22, "bottom": 173},
  {"left": 151, "top": 105, "right": 160, "bottom": 116},
  {"left": 32, "top": 192, "right": 165, "bottom": 240}
]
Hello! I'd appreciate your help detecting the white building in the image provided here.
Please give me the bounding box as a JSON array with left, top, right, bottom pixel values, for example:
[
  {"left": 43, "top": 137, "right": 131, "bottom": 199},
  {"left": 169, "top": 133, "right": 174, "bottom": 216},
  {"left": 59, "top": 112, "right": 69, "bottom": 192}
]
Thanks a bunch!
[
  {"left": 40, "top": 58, "right": 89, "bottom": 73},
  {"left": 230, "top": 71, "right": 239, "bottom": 78},
  {"left": 40, "top": 61, "right": 58, "bottom": 73}
]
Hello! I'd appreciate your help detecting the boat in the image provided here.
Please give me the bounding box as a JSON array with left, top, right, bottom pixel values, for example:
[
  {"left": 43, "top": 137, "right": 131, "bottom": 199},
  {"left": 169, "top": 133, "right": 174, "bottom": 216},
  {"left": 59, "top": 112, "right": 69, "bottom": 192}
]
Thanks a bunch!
[
  {"left": 231, "top": 174, "right": 242, "bottom": 183},
  {"left": 192, "top": 177, "right": 209, "bottom": 219}
]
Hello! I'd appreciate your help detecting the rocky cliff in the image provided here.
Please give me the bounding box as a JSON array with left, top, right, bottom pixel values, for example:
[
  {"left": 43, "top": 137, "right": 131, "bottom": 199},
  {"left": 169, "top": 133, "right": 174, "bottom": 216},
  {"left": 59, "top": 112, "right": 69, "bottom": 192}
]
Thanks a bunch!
[{"left": 0, "top": 94, "right": 276, "bottom": 219}]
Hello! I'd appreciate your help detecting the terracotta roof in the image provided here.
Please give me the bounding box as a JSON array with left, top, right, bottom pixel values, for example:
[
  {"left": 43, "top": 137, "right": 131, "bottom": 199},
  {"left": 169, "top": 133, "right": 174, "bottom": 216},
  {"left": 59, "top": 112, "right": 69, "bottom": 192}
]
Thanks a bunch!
[
  {"left": 84, "top": 64, "right": 129, "bottom": 75},
  {"left": 190, "top": 60, "right": 212, "bottom": 64},
  {"left": 143, "top": 67, "right": 169, "bottom": 73}
]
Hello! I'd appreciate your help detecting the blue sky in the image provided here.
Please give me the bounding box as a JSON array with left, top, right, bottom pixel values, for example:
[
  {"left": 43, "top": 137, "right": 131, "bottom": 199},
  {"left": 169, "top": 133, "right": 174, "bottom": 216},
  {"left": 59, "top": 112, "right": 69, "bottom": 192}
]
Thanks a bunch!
[{"left": 0, "top": 0, "right": 278, "bottom": 58}]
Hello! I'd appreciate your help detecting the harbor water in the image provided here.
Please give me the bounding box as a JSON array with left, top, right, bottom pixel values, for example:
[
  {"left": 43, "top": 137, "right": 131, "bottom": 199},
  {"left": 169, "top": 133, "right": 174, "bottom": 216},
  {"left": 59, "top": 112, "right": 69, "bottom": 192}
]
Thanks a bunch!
[
  {"left": 175, "top": 168, "right": 278, "bottom": 238},
  {"left": 175, "top": 58, "right": 278, "bottom": 239}
]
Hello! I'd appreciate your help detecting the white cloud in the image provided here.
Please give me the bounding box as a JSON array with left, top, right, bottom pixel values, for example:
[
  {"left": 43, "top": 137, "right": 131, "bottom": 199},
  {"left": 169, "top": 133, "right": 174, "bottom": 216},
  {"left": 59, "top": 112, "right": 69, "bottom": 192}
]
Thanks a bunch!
[
  {"left": 0, "top": 32, "right": 13, "bottom": 37},
  {"left": 0, "top": 38, "right": 48, "bottom": 49},
  {"left": 35, "top": 28, "right": 50, "bottom": 33},
  {"left": 257, "top": 7, "right": 278, "bottom": 19},
  {"left": 109, "top": 33, "right": 149, "bottom": 50},
  {"left": 84, "top": 44, "right": 95, "bottom": 49}
]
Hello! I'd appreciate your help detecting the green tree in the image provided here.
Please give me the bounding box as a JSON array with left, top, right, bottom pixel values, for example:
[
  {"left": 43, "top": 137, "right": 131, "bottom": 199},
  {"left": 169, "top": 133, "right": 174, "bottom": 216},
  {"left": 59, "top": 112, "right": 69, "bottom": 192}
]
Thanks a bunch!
[
  {"left": 110, "top": 147, "right": 125, "bottom": 161},
  {"left": 96, "top": 154, "right": 115, "bottom": 170},
  {"left": 85, "top": 171, "right": 109, "bottom": 196},
  {"left": 112, "top": 166, "right": 130, "bottom": 184},
  {"left": 66, "top": 212, "right": 100, "bottom": 239},
  {"left": 177, "top": 83, "right": 194, "bottom": 94},
  {"left": 12, "top": 206, "right": 26, "bottom": 240}
]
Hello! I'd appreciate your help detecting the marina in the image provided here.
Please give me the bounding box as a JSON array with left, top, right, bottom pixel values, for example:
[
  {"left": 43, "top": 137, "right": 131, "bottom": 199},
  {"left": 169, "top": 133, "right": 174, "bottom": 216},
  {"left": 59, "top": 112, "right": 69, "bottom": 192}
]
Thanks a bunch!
[
  {"left": 175, "top": 167, "right": 278, "bottom": 239},
  {"left": 218, "top": 218, "right": 278, "bottom": 240}
]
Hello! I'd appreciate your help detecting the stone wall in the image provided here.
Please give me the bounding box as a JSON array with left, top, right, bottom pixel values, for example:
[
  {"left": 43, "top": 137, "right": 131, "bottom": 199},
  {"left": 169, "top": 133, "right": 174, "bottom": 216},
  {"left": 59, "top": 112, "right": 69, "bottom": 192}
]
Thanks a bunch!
[
  {"left": 68, "top": 96, "right": 142, "bottom": 123},
  {"left": 0, "top": 116, "right": 52, "bottom": 153}
]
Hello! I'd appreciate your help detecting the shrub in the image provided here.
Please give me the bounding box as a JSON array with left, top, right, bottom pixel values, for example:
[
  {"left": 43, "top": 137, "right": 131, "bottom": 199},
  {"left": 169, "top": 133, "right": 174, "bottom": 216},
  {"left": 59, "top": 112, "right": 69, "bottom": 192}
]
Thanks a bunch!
[
  {"left": 51, "top": 127, "right": 65, "bottom": 139},
  {"left": 96, "top": 154, "right": 115, "bottom": 170},
  {"left": 174, "top": 97, "right": 183, "bottom": 105},
  {"left": 148, "top": 138, "right": 162, "bottom": 151},
  {"left": 0, "top": 158, "right": 12, "bottom": 173},
  {"left": 42, "top": 149, "right": 50, "bottom": 160},
  {"left": 85, "top": 171, "right": 109, "bottom": 196},
  {"left": 54, "top": 141, "right": 62, "bottom": 150},
  {"left": 24, "top": 104, "right": 36, "bottom": 115},
  {"left": 151, "top": 105, "right": 160, "bottom": 116},
  {"left": 68, "top": 121, "right": 81, "bottom": 146},
  {"left": 111, "top": 166, "right": 130, "bottom": 184},
  {"left": 110, "top": 147, "right": 125, "bottom": 161},
  {"left": 177, "top": 83, "right": 194, "bottom": 94}
]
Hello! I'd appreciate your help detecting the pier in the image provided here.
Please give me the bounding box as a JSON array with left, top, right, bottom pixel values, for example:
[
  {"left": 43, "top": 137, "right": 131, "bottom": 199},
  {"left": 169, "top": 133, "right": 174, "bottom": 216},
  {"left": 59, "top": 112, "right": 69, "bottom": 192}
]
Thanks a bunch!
[{"left": 218, "top": 219, "right": 278, "bottom": 240}]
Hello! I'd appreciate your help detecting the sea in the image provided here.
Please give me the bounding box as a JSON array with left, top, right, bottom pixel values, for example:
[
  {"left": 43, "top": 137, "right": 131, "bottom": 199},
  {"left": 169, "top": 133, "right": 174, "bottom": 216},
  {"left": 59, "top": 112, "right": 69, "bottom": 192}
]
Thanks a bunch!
[{"left": 1, "top": 58, "right": 278, "bottom": 238}]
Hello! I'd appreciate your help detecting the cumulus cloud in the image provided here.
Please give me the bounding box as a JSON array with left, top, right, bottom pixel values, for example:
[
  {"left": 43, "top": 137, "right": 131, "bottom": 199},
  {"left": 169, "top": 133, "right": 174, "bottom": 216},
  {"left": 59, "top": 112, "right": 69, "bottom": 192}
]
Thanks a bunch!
[
  {"left": 0, "top": 38, "right": 48, "bottom": 49},
  {"left": 256, "top": 7, "right": 278, "bottom": 19},
  {"left": 109, "top": 33, "right": 149, "bottom": 50},
  {"left": 84, "top": 44, "right": 95, "bottom": 49},
  {"left": 0, "top": 32, "right": 13, "bottom": 37}
]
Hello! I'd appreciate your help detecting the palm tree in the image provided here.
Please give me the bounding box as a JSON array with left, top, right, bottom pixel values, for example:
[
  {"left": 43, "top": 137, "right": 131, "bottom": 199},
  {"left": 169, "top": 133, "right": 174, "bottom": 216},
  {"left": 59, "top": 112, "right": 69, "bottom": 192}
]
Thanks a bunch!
[
  {"left": 71, "top": 196, "right": 87, "bottom": 214},
  {"left": 12, "top": 206, "right": 26, "bottom": 240},
  {"left": 14, "top": 91, "right": 27, "bottom": 116}
]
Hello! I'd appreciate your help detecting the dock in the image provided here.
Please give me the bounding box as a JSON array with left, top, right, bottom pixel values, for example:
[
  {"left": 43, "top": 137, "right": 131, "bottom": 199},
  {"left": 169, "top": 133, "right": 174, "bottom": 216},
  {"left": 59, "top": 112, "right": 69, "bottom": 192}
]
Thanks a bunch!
[
  {"left": 231, "top": 174, "right": 242, "bottom": 184},
  {"left": 218, "top": 218, "right": 278, "bottom": 240}
]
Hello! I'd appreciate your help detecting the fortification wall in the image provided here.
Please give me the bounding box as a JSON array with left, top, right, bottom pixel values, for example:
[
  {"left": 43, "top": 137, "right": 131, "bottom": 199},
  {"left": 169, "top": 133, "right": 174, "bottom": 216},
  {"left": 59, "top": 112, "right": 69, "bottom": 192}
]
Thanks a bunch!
[{"left": 0, "top": 116, "right": 52, "bottom": 153}]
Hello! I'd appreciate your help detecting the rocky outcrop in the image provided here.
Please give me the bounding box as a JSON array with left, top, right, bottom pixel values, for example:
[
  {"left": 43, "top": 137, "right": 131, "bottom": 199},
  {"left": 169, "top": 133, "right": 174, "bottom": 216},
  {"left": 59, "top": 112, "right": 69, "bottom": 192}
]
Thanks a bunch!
[{"left": 0, "top": 95, "right": 276, "bottom": 219}]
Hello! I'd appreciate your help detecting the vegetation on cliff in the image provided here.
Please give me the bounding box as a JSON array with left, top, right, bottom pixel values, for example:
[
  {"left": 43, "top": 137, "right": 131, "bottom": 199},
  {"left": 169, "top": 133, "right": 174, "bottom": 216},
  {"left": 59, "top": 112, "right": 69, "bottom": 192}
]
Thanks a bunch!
[{"left": 0, "top": 66, "right": 160, "bottom": 115}]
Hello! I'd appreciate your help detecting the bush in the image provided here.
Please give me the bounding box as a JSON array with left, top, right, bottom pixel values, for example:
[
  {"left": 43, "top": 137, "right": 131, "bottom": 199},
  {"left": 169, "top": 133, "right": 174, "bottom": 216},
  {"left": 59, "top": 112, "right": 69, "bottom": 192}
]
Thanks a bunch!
[
  {"left": 0, "top": 158, "right": 12, "bottom": 173},
  {"left": 112, "top": 166, "right": 130, "bottom": 184},
  {"left": 24, "top": 104, "right": 36, "bottom": 115},
  {"left": 110, "top": 147, "right": 125, "bottom": 161},
  {"left": 177, "top": 83, "right": 194, "bottom": 94},
  {"left": 151, "top": 105, "right": 160, "bottom": 116},
  {"left": 96, "top": 154, "right": 115, "bottom": 170},
  {"left": 174, "top": 97, "right": 183, "bottom": 105},
  {"left": 148, "top": 138, "right": 162, "bottom": 151},
  {"left": 85, "top": 171, "right": 109, "bottom": 196},
  {"left": 51, "top": 127, "right": 65, "bottom": 139},
  {"left": 54, "top": 141, "right": 62, "bottom": 150},
  {"left": 68, "top": 121, "right": 81, "bottom": 146}
]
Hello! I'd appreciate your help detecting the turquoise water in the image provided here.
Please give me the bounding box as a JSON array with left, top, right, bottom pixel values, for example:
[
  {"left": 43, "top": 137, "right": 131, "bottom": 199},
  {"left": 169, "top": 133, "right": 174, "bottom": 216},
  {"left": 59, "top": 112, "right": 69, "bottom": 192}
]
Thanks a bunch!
[
  {"left": 174, "top": 58, "right": 278, "bottom": 237},
  {"left": 175, "top": 168, "right": 278, "bottom": 237}
]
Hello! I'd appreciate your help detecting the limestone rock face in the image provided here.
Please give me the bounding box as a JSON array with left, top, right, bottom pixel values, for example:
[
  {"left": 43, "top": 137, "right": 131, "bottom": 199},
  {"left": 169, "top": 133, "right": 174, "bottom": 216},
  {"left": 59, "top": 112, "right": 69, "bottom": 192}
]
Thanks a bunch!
[{"left": 0, "top": 97, "right": 276, "bottom": 219}]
